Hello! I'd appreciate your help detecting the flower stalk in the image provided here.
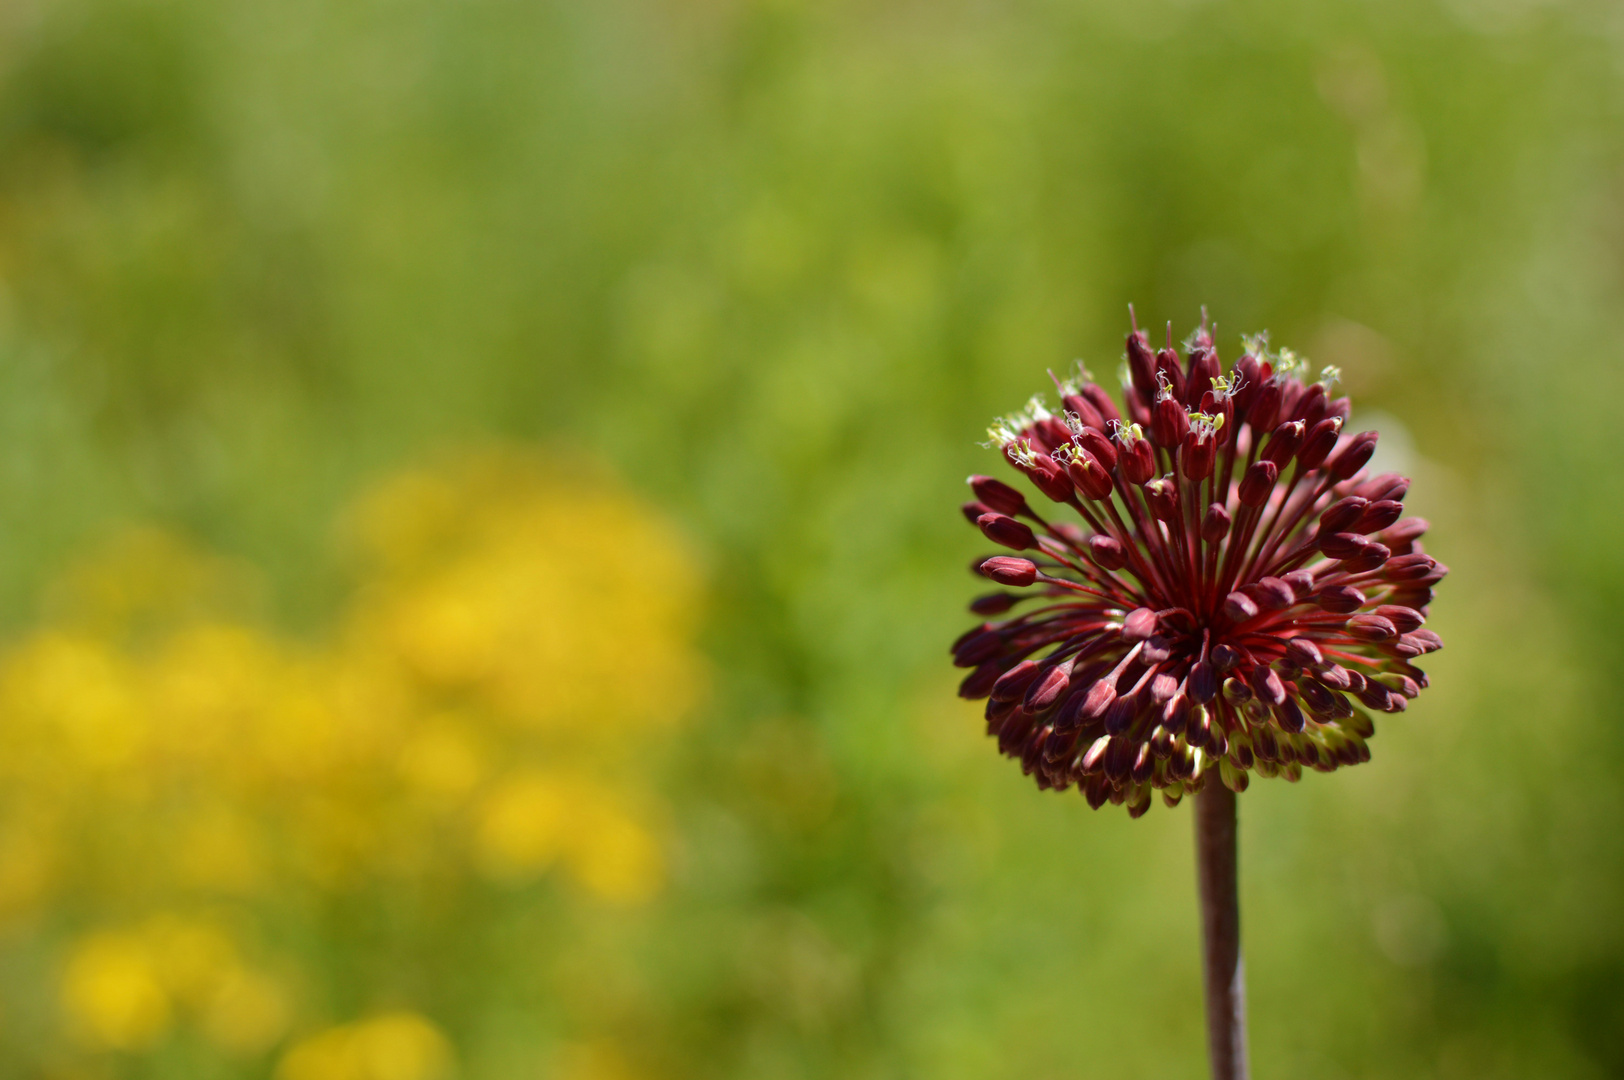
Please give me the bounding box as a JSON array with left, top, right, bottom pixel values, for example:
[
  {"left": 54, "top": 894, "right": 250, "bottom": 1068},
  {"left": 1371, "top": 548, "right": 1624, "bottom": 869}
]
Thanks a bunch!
[{"left": 1195, "top": 781, "right": 1247, "bottom": 1080}]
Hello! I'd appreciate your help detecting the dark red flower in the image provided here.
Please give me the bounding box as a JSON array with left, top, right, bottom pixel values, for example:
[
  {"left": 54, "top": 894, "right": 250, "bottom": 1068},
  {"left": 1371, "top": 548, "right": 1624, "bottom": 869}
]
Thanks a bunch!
[{"left": 954, "top": 315, "right": 1444, "bottom": 816}]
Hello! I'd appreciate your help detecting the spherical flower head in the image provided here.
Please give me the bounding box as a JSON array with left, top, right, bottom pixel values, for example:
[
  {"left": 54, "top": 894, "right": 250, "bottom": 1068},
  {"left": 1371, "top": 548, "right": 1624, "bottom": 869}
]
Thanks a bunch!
[{"left": 953, "top": 314, "right": 1445, "bottom": 816}]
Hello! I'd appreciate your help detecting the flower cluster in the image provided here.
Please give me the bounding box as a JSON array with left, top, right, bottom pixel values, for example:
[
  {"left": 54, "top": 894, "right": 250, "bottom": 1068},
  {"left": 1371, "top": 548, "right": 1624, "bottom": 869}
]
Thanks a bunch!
[{"left": 954, "top": 316, "right": 1445, "bottom": 816}]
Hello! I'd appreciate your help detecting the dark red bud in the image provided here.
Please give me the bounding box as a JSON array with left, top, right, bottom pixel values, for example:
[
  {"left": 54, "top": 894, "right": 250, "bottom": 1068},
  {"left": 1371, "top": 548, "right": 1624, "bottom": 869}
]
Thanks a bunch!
[
  {"left": 1119, "top": 436, "right": 1156, "bottom": 485},
  {"left": 1065, "top": 451, "right": 1115, "bottom": 500},
  {"left": 1155, "top": 347, "right": 1185, "bottom": 402},
  {"left": 1293, "top": 383, "right": 1327, "bottom": 426},
  {"left": 1380, "top": 517, "right": 1430, "bottom": 545},
  {"left": 969, "top": 592, "right": 1019, "bottom": 616},
  {"left": 953, "top": 628, "right": 1003, "bottom": 667},
  {"left": 1223, "top": 591, "right": 1259, "bottom": 622},
  {"left": 1081, "top": 735, "right": 1112, "bottom": 774},
  {"left": 1144, "top": 477, "right": 1179, "bottom": 523},
  {"left": 1181, "top": 430, "right": 1216, "bottom": 480},
  {"left": 1211, "top": 643, "right": 1241, "bottom": 670},
  {"left": 1238, "top": 460, "right": 1279, "bottom": 506},
  {"left": 1298, "top": 417, "right": 1342, "bottom": 469},
  {"left": 1122, "top": 607, "right": 1159, "bottom": 641},
  {"left": 1250, "top": 665, "right": 1287, "bottom": 706},
  {"left": 1410, "top": 628, "right": 1443, "bottom": 652},
  {"left": 979, "top": 556, "right": 1037, "bottom": 586},
  {"left": 1285, "top": 636, "right": 1323, "bottom": 667},
  {"left": 1318, "top": 496, "right": 1369, "bottom": 536},
  {"left": 1201, "top": 503, "right": 1231, "bottom": 543},
  {"left": 1356, "top": 473, "right": 1410, "bottom": 502},
  {"left": 1189, "top": 663, "right": 1218, "bottom": 704},
  {"left": 1318, "top": 532, "right": 1367, "bottom": 560},
  {"left": 1021, "top": 453, "right": 1075, "bottom": 503},
  {"left": 1373, "top": 605, "right": 1423, "bottom": 633},
  {"left": 977, "top": 512, "right": 1035, "bottom": 551},
  {"left": 1276, "top": 695, "right": 1306, "bottom": 733},
  {"left": 1077, "top": 428, "right": 1117, "bottom": 470},
  {"left": 1150, "top": 673, "right": 1179, "bottom": 703},
  {"left": 1316, "top": 584, "right": 1366, "bottom": 613},
  {"left": 1081, "top": 679, "right": 1117, "bottom": 720},
  {"left": 1127, "top": 332, "right": 1159, "bottom": 403},
  {"left": 962, "top": 501, "right": 992, "bottom": 524},
  {"left": 1087, "top": 534, "right": 1127, "bottom": 570},
  {"left": 968, "top": 475, "right": 1028, "bottom": 517},
  {"left": 1249, "top": 380, "right": 1282, "bottom": 433},
  {"left": 1383, "top": 553, "right": 1438, "bottom": 582},
  {"left": 1328, "top": 431, "right": 1379, "bottom": 480},
  {"left": 1336, "top": 541, "right": 1391, "bottom": 574},
  {"left": 1024, "top": 664, "right": 1072, "bottom": 711},
  {"left": 1152, "top": 393, "right": 1190, "bottom": 447},
  {"left": 959, "top": 660, "right": 1007, "bottom": 699},
  {"left": 1253, "top": 576, "right": 1296, "bottom": 610},
  {"left": 1081, "top": 384, "right": 1121, "bottom": 427},
  {"left": 1263, "top": 421, "right": 1306, "bottom": 466},
  {"left": 1061, "top": 393, "right": 1105, "bottom": 432},
  {"left": 1232, "top": 355, "right": 1262, "bottom": 413},
  {"left": 1346, "top": 614, "right": 1397, "bottom": 641},
  {"left": 1283, "top": 569, "right": 1316, "bottom": 595},
  {"left": 1319, "top": 664, "right": 1351, "bottom": 690},
  {"left": 1355, "top": 500, "right": 1404, "bottom": 533},
  {"left": 991, "top": 660, "right": 1044, "bottom": 701},
  {"left": 1327, "top": 396, "right": 1352, "bottom": 422},
  {"left": 1186, "top": 348, "right": 1220, "bottom": 404}
]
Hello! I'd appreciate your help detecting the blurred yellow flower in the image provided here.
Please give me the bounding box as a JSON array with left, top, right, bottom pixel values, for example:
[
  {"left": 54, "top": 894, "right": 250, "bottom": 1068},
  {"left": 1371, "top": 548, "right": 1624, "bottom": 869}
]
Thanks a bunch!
[
  {"left": 277, "top": 1013, "right": 452, "bottom": 1080},
  {"left": 0, "top": 447, "right": 704, "bottom": 1068}
]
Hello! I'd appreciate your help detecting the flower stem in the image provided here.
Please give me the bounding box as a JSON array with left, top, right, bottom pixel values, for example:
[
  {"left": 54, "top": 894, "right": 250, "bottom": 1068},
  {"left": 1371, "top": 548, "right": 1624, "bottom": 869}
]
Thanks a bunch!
[{"left": 1195, "top": 780, "right": 1249, "bottom": 1080}]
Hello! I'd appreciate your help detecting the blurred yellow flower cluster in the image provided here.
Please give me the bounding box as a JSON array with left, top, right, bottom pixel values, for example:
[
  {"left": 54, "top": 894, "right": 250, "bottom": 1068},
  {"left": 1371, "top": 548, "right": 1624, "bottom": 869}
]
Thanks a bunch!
[{"left": 0, "top": 449, "right": 704, "bottom": 1069}]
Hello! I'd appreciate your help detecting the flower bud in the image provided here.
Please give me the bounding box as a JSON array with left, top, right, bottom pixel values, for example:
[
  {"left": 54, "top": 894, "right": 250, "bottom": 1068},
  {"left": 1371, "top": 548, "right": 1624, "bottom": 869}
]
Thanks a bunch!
[
  {"left": 1336, "top": 541, "right": 1391, "bottom": 574},
  {"left": 958, "top": 660, "right": 1007, "bottom": 699},
  {"left": 1249, "top": 379, "right": 1282, "bottom": 433},
  {"left": 1327, "top": 430, "right": 1378, "bottom": 480},
  {"left": 1088, "top": 534, "right": 1126, "bottom": 570},
  {"left": 1356, "top": 473, "right": 1410, "bottom": 502},
  {"left": 1383, "top": 553, "right": 1438, "bottom": 582},
  {"left": 1373, "top": 605, "right": 1423, "bottom": 633},
  {"left": 977, "top": 512, "right": 1035, "bottom": 551},
  {"left": 979, "top": 556, "right": 1037, "bottom": 586},
  {"left": 1201, "top": 503, "right": 1231, "bottom": 543},
  {"left": 1104, "top": 695, "right": 1138, "bottom": 735},
  {"left": 1285, "top": 636, "right": 1323, "bottom": 667},
  {"left": 969, "top": 475, "right": 1029, "bottom": 517},
  {"left": 1275, "top": 696, "right": 1306, "bottom": 733},
  {"left": 1409, "top": 628, "right": 1443, "bottom": 652},
  {"left": 1211, "top": 643, "right": 1241, "bottom": 669},
  {"left": 1118, "top": 432, "right": 1155, "bottom": 485},
  {"left": 1065, "top": 450, "right": 1115, "bottom": 500},
  {"left": 1024, "top": 664, "right": 1072, "bottom": 711},
  {"left": 1122, "top": 607, "right": 1159, "bottom": 641},
  {"left": 1250, "top": 664, "right": 1287, "bottom": 705},
  {"left": 1381, "top": 517, "right": 1430, "bottom": 546},
  {"left": 1077, "top": 428, "right": 1117, "bottom": 470},
  {"left": 1188, "top": 662, "right": 1218, "bottom": 704},
  {"left": 1356, "top": 500, "right": 1404, "bottom": 533},
  {"left": 1144, "top": 477, "right": 1179, "bottom": 523},
  {"left": 1238, "top": 460, "right": 1279, "bottom": 506},
  {"left": 1080, "top": 383, "right": 1121, "bottom": 427},
  {"left": 990, "top": 659, "right": 1043, "bottom": 701},
  {"left": 1223, "top": 591, "right": 1259, "bottom": 622},
  {"left": 962, "top": 501, "right": 992, "bottom": 524},
  {"left": 1126, "top": 331, "right": 1159, "bottom": 403},
  {"left": 1346, "top": 614, "right": 1397, "bottom": 641},
  {"left": 1283, "top": 569, "right": 1316, "bottom": 595},
  {"left": 1223, "top": 676, "right": 1252, "bottom": 704},
  {"left": 1020, "top": 452, "right": 1075, "bottom": 503},
  {"left": 1263, "top": 420, "right": 1306, "bottom": 466},
  {"left": 1061, "top": 393, "right": 1105, "bottom": 432},
  {"left": 1316, "top": 584, "right": 1365, "bottom": 612},
  {"left": 1251, "top": 576, "right": 1296, "bottom": 610},
  {"left": 1318, "top": 496, "right": 1369, "bottom": 536},
  {"left": 1300, "top": 417, "right": 1342, "bottom": 470},
  {"left": 1081, "top": 678, "right": 1117, "bottom": 719},
  {"left": 1318, "top": 531, "right": 1366, "bottom": 559},
  {"left": 1186, "top": 348, "right": 1220, "bottom": 404},
  {"left": 1152, "top": 392, "right": 1190, "bottom": 447},
  {"left": 1181, "top": 429, "right": 1217, "bottom": 480},
  {"left": 969, "top": 592, "right": 1019, "bottom": 616}
]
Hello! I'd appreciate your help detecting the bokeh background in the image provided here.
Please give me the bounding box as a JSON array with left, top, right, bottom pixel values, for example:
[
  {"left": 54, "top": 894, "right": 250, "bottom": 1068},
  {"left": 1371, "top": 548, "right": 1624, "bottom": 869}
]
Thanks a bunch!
[{"left": 0, "top": 0, "right": 1620, "bottom": 1076}]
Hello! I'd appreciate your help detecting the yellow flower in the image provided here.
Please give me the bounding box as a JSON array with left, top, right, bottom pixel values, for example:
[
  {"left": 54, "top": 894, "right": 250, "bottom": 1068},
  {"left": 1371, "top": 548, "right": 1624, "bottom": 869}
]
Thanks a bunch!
[{"left": 277, "top": 1013, "right": 453, "bottom": 1080}]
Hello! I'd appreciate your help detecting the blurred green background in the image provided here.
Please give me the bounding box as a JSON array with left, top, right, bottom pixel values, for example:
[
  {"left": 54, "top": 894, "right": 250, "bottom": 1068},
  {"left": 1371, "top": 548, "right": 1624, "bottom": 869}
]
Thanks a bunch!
[{"left": 0, "top": 0, "right": 1621, "bottom": 1076}]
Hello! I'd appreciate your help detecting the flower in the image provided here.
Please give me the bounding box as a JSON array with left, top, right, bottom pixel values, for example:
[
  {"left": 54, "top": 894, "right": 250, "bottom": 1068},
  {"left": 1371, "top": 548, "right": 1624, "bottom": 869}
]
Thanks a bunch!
[{"left": 954, "top": 315, "right": 1445, "bottom": 816}]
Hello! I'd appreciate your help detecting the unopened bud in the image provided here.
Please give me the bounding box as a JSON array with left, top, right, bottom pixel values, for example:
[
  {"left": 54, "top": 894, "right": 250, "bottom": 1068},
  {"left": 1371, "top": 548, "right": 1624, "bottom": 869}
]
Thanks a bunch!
[
  {"left": 1122, "top": 607, "right": 1159, "bottom": 641},
  {"left": 979, "top": 556, "right": 1037, "bottom": 586},
  {"left": 969, "top": 592, "right": 1019, "bottom": 616},
  {"left": 1152, "top": 393, "right": 1191, "bottom": 447},
  {"left": 1275, "top": 695, "right": 1306, "bottom": 733},
  {"left": 1223, "top": 591, "right": 1259, "bottom": 622},
  {"left": 1201, "top": 503, "right": 1231, "bottom": 543},
  {"left": 958, "top": 660, "right": 1006, "bottom": 700},
  {"left": 1081, "top": 383, "right": 1121, "bottom": 427},
  {"left": 1181, "top": 428, "right": 1217, "bottom": 480},
  {"left": 1383, "top": 553, "right": 1438, "bottom": 582},
  {"left": 1373, "top": 605, "right": 1423, "bottom": 633},
  {"left": 1356, "top": 473, "right": 1410, "bottom": 503},
  {"left": 977, "top": 512, "right": 1035, "bottom": 551},
  {"left": 1328, "top": 430, "right": 1379, "bottom": 480},
  {"left": 1189, "top": 662, "right": 1218, "bottom": 704},
  {"left": 1024, "top": 664, "right": 1072, "bottom": 711},
  {"left": 1251, "top": 576, "right": 1295, "bottom": 610},
  {"left": 1119, "top": 433, "right": 1155, "bottom": 485},
  {"left": 1318, "top": 496, "right": 1369, "bottom": 536},
  {"left": 1238, "top": 460, "right": 1279, "bottom": 506},
  {"left": 1250, "top": 664, "right": 1287, "bottom": 705},
  {"left": 1380, "top": 517, "right": 1430, "bottom": 545},
  {"left": 1061, "top": 393, "right": 1105, "bottom": 432},
  {"left": 1285, "top": 636, "right": 1323, "bottom": 667},
  {"left": 1077, "top": 428, "right": 1118, "bottom": 470},
  {"left": 1223, "top": 676, "right": 1252, "bottom": 704},
  {"left": 1318, "top": 531, "right": 1366, "bottom": 560},
  {"left": 1355, "top": 499, "right": 1404, "bottom": 533},
  {"left": 1088, "top": 534, "right": 1127, "bottom": 570},
  {"left": 962, "top": 501, "right": 992, "bottom": 524},
  {"left": 1211, "top": 643, "right": 1241, "bottom": 670},
  {"left": 1336, "top": 541, "right": 1391, "bottom": 574},
  {"left": 1081, "top": 678, "right": 1117, "bottom": 719},
  {"left": 1316, "top": 584, "right": 1365, "bottom": 613},
  {"left": 1021, "top": 452, "right": 1075, "bottom": 503},
  {"left": 1297, "top": 417, "right": 1343, "bottom": 469},
  {"left": 990, "top": 660, "right": 1043, "bottom": 701},
  {"left": 1065, "top": 450, "right": 1115, "bottom": 500},
  {"left": 1144, "top": 477, "right": 1179, "bottom": 522},
  {"left": 969, "top": 475, "right": 1028, "bottom": 517},
  {"left": 1345, "top": 614, "right": 1397, "bottom": 641},
  {"left": 1263, "top": 420, "right": 1306, "bottom": 465}
]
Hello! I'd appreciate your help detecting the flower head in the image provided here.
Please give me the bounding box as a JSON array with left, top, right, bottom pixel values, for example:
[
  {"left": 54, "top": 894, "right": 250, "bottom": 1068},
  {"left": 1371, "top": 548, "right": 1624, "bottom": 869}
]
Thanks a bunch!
[{"left": 955, "top": 314, "right": 1445, "bottom": 816}]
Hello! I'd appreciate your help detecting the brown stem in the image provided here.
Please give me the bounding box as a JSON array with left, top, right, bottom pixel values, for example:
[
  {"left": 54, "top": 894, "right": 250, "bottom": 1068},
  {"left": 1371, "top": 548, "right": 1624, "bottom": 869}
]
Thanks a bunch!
[{"left": 1195, "top": 780, "right": 1249, "bottom": 1080}]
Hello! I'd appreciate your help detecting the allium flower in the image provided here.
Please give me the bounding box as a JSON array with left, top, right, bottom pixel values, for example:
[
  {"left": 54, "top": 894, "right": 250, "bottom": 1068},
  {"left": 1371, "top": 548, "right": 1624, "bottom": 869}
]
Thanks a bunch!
[{"left": 953, "top": 315, "right": 1445, "bottom": 817}]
